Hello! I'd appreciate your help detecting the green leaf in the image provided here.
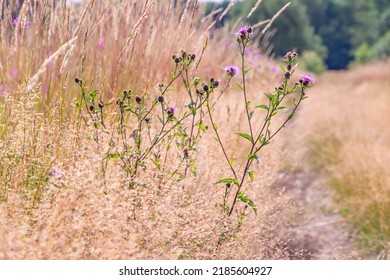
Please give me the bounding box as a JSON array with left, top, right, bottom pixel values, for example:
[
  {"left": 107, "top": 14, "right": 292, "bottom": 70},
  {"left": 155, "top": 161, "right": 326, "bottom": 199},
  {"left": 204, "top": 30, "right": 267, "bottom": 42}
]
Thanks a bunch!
[
  {"left": 246, "top": 100, "right": 251, "bottom": 109},
  {"left": 235, "top": 132, "right": 253, "bottom": 143},
  {"left": 151, "top": 159, "right": 161, "bottom": 171},
  {"left": 216, "top": 178, "right": 239, "bottom": 186},
  {"left": 248, "top": 154, "right": 258, "bottom": 160},
  {"left": 89, "top": 90, "right": 98, "bottom": 100},
  {"left": 213, "top": 123, "right": 218, "bottom": 131},
  {"left": 249, "top": 111, "right": 254, "bottom": 119},
  {"left": 248, "top": 170, "right": 254, "bottom": 182},
  {"left": 236, "top": 83, "right": 244, "bottom": 90},
  {"left": 238, "top": 192, "right": 257, "bottom": 214},
  {"left": 173, "top": 132, "right": 187, "bottom": 137},
  {"left": 189, "top": 105, "right": 196, "bottom": 115},
  {"left": 256, "top": 104, "right": 269, "bottom": 110},
  {"left": 259, "top": 134, "right": 265, "bottom": 144},
  {"left": 140, "top": 162, "right": 147, "bottom": 172},
  {"left": 183, "top": 79, "right": 189, "bottom": 88},
  {"left": 198, "top": 122, "right": 207, "bottom": 132},
  {"left": 244, "top": 68, "right": 251, "bottom": 74},
  {"left": 293, "top": 98, "right": 297, "bottom": 106},
  {"left": 106, "top": 153, "right": 120, "bottom": 159}
]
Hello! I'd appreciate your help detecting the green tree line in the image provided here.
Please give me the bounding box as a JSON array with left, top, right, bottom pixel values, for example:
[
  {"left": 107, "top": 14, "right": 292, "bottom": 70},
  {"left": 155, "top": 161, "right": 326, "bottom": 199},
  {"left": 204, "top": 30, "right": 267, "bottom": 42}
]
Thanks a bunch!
[{"left": 206, "top": 0, "right": 390, "bottom": 71}]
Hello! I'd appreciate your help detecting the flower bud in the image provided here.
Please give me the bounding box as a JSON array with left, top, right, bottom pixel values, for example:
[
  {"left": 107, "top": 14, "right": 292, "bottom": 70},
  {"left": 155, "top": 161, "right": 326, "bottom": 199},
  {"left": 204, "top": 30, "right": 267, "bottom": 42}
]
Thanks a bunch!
[
  {"left": 135, "top": 96, "right": 142, "bottom": 104},
  {"left": 158, "top": 96, "right": 164, "bottom": 103}
]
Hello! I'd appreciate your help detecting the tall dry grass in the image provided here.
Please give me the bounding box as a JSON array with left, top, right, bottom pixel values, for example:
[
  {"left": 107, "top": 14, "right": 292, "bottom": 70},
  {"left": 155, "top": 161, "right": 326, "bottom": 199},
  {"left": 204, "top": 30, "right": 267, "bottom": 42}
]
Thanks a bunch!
[
  {"left": 0, "top": 0, "right": 298, "bottom": 259},
  {"left": 295, "top": 60, "right": 390, "bottom": 259}
]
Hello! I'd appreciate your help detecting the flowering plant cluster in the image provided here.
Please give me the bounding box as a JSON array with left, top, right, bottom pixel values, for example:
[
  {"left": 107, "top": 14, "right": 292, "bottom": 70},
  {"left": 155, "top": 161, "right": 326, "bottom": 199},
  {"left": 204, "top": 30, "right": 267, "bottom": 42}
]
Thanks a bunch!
[
  {"left": 75, "top": 25, "right": 314, "bottom": 221},
  {"left": 209, "top": 26, "right": 314, "bottom": 222},
  {"left": 75, "top": 50, "right": 232, "bottom": 183}
]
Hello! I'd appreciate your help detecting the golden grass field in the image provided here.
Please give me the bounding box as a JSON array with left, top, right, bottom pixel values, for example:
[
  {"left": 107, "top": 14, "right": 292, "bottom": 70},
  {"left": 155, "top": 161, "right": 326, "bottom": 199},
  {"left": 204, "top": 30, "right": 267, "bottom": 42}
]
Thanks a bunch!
[
  {"left": 296, "top": 61, "right": 390, "bottom": 259},
  {"left": 0, "top": 0, "right": 389, "bottom": 259}
]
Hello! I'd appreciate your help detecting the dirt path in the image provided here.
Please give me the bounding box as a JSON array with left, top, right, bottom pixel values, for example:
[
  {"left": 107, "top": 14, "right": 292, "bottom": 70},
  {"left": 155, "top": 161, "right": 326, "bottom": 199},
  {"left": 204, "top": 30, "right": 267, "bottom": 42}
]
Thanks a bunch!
[
  {"left": 275, "top": 71, "right": 360, "bottom": 259},
  {"left": 274, "top": 169, "right": 358, "bottom": 259}
]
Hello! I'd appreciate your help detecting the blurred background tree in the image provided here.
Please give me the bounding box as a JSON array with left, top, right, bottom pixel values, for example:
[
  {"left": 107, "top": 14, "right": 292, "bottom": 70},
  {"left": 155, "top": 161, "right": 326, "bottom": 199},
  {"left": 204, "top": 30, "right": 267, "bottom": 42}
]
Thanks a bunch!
[{"left": 205, "top": 0, "right": 390, "bottom": 70}]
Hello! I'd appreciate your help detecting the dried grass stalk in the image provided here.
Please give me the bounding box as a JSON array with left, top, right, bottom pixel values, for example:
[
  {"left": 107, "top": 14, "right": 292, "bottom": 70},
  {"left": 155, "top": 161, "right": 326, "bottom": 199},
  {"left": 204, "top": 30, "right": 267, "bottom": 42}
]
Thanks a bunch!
[{"left": 25, "top": 36, "right": 78, "bottom": 92}]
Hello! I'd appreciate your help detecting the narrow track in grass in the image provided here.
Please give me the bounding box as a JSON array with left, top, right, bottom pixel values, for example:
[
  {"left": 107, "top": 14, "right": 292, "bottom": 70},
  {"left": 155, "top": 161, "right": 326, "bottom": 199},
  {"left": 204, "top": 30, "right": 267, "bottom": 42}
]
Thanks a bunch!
[
  {"left": 274, "top": 169, "right": 358, "bottom": 259},
  {"left": 274, "top": 70, "right": 365, "bottom": 259}
]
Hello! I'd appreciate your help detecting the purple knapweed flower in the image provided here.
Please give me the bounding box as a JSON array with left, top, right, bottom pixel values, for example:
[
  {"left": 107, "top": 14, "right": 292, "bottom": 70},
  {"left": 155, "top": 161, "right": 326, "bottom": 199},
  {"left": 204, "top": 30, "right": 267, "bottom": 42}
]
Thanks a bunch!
[
  {"left": 223, "top": 65, "right": 239, "bottom": 77},
  {"left": 25, "top": 21, "right": 31, "bottom": 27},
  {"left": 50, "top": 168, "right": 64, "bottom": 178},
  {"left": 235, "top": 25, "right": 253, "bottom": 40},
  {"left": 12, "top": 18, "right": 18, "bottom": 26},
  {"left": 300, "top": 74, "right": 315, "bottom": 86},
  {"left": 98, "top": 38, "right": 106, "bottom": 49},
  {"left": 283, "top": 51, "right": 293, "bottom": 59},
  {"left": 167, "top": 105, "right": 176, "bottom": 117},
  {"left": 283, "top": 51, "right": 298, "bottom": 60},
  {"left": 10, "top": 69, "right": 19, "bottom": 77},
  {"left": 270, "top": 66, "right": 278, "bottom": 72}
]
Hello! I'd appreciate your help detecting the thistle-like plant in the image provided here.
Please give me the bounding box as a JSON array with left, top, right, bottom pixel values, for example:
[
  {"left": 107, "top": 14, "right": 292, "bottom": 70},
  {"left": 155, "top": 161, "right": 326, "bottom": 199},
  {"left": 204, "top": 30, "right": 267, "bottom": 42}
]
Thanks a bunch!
[
  {"left": 75, "top": 51, "right": 232, "bottom": 184},
  {"left": 208, "top": 26, "right": 315, "bottom": 218}
]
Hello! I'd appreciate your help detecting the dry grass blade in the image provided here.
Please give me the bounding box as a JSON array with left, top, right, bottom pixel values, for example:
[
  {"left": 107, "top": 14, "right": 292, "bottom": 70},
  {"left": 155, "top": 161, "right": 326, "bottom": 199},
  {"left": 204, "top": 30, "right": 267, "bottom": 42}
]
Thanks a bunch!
[
  {"left": 219, "top": 0, "right": 236, "bottom": 22},
  {"left": 25, "top": 36, "right": 78, "bottom": 92},
  {"left": 118, "top": 0, "right": 155, "bottom": 61},
  {"left": 252, "top": 19, "right": 270, "bottom": 29},
  {"left": 73, "top": 0, "right": 95, "bottom": 37},
  {"left": 247, "top": 0, "right": 263, "bottom": 19},
  {"left": 261, "top": 2, "right": 290, "bottom": 34}
]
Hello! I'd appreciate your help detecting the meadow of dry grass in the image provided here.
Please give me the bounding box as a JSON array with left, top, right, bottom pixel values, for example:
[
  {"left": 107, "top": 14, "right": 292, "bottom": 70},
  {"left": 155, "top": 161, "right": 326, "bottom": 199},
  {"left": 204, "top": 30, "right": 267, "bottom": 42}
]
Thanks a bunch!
[
  {"left": 1, "top": 0, "right": 388, "bottom": 261},
  {"left": 289, "top": 60, "right": 390, "bottom": 259},
  {"left": 0, "top": 0, "right": 302, "bottom": 259}
]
